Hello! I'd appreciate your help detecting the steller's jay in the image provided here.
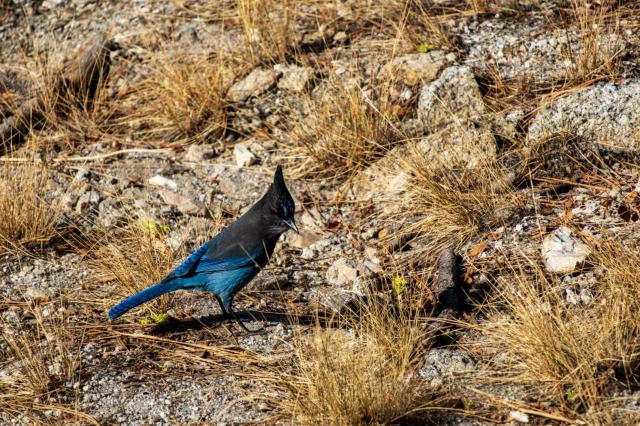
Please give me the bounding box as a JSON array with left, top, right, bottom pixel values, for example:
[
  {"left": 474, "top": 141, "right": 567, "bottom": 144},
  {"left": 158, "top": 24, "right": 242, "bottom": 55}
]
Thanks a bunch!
[{"left": 108, "top": 165, "right": 298, "bottom": 331}]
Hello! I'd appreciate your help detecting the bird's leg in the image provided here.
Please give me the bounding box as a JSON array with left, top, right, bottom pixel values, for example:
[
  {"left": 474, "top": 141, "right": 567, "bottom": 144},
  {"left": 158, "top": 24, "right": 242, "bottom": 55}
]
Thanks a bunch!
[
  {"left": 227, "top": 305, "right": 253, "bottom": 333},
  {"left": 214, "top": 295, "right": 229, "bottom": 317},
  {"left": 216, "top": 295, "right": 263, "bottom": 333},
  {"left": 214, "top": 295, "right": 250, "bottom": 332}
]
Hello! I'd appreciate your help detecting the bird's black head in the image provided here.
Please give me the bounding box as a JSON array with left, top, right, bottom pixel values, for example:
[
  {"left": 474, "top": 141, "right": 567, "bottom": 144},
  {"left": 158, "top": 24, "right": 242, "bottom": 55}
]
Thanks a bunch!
[{"left": 264, "top": 165, "right": 298, "bottom": 234}]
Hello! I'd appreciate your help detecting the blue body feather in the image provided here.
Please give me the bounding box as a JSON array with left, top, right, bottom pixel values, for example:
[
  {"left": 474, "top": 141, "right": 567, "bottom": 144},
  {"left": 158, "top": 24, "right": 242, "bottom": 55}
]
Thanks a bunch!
[{"left": 108, "top": 241, "right": 263, "bottom": 319}]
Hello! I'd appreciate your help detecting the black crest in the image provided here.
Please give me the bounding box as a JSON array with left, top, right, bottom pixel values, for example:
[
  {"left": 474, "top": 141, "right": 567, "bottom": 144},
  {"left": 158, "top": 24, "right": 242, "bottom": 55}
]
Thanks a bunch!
[
  {"left": 266, "top": 165, "right": 295, "bottom": 218},
  {"left": 274, "top": 165, "right": 285, "bottom": 186}
]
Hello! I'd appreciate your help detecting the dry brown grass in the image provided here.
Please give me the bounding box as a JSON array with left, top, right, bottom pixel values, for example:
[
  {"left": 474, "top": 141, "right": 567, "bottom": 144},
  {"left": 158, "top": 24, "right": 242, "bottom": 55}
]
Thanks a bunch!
[
  {"left": 406, "top": 1, "right": 457, "bottom": 52},
  {"left": 0, "top": 302, "right": 96, "bottom": 424},
  {"left": 132, "top": 51, "right": 232, "bottom": 145},
  {"left": 479, "top": 240, "right": 640, "bottom": 421},
  {"left": 289, "top": 81, "right": 403, "bottom": 182},
  {"left": 562, "top": 0, "right": 625, "bottom": 86},
  {"left": 90, "top": 218, "right": 188, "bottom": 316},
  {"left": 36, "top": 78, "right": 119, "bottom": 153},
  {"left": 237, "top": 0, "right": 297, "bottom": 65},
  {"left": 17, "top": 37, "right": 117, "bottom": 153},
  {"left": 390, "top": 147, "right": 520, "bottom": 259},
  {"left": 261, "top": 302, "right": 436, "bottom": 425},
  {"left": 0, "top": 163, "right": 66, "bottom": 255}
]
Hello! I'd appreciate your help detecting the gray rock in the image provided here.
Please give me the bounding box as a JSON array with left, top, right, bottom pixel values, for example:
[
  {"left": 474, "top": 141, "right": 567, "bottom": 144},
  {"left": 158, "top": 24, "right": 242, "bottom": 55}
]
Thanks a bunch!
[
  {"left": 309, "top": 286, "right": 360, "bottom": 313},
  {"left": 541, "top": 227, "right": 591, "bottom": 274},
  {"left": 380, "top": 51, "right": 446, "bottom": 86},
  {"left": 274, "top": 64, "right": 312, "bottom": 92},
  {"left": 310, "top": 258, "right": 370, "bottom": 313},
  {"left": 462, "top": 19, "right": 623, "bottom": 82},
  {"left": 419, "top": 66, "right": 487, "bottom": 130},
  {"left": 420, "top": 348, "right": 476, "bottom": 388},
  {"left": 227, "top": 68, "right": 276, "bottom": 102},
  {"left": 184, "top": 144, "right": 215, "bottom": 162},
  {"left": 528, "top": 80, "right": 640, "bottom": 152},
  {"left": 416, "top": 66, "right": 496, "bottom": 169},
  {"left": 62, "top": 193, "right": 80, "bottom": 212}
]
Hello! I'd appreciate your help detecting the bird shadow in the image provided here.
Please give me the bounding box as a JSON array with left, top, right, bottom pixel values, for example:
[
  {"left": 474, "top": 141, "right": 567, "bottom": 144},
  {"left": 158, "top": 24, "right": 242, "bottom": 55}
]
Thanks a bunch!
[{"left": 151, "top": 309, "right": 334, "bottom": 335}]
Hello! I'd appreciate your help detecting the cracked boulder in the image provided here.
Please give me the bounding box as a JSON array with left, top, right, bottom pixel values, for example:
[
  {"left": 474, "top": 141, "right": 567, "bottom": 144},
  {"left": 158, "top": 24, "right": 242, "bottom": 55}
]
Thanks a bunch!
[{"left": 527, "top": 79, "right": 640, "bottom": 153}]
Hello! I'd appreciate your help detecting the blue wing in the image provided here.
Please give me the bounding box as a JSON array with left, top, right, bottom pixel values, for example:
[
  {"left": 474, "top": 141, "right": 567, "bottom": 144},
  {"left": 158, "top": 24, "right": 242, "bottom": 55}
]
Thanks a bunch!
[
  {"left": 170, "top": 241, "right": 212, "bottom": 278},
  {"left": 170, "top": 236, "right": 263, "bottom": 277},
  {"left": 194, "top": 255, "right": 258, "bottom": 274}
]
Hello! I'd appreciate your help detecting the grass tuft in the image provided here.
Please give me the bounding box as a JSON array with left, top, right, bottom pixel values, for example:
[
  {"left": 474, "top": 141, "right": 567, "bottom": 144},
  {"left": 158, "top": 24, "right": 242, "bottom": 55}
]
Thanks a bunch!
[
  {"left": 0, "top": 163, "right": 66, "bottom": 255},
  {"left": 564, "top": 0, "right": 624, "bottom": 86},
  {"left": 133, "top": 52, "right": 232, "bottom": 145},
  {"left": 237, "top": 0, "right": 297, "bottom": 65},
  {"left": 289, "top": 81, "right": 403, "bottom": 182},
  {"left": 481, "top": 239, "right": 640, "bottom": 420},
  {"left": 0, "top": 302, "right": 94, "bottom": 424},
  {"left": 390, "top": 148, "right": 519, "bottom": 258},
  {"left": 261, "top": 302, "right": 436, "bottom": 425}
]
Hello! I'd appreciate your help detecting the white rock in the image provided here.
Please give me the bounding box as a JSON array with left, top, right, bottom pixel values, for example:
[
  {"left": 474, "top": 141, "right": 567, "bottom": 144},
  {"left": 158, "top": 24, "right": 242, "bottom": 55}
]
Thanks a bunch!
[
  {"left": 148, "top": 175, "right": 177, "bottom": 190},
  {"left": 541, "top": 227, "right": 591, "bottom": 274},
  {"left": 566, "top": 288, "right": 579, "bottom": 305},
  {"left": 509, "top": 410, "right": 530, "bottom": 423},
  {"left": 233, "top": 144, "right": 257, "bottom": 167},
  {"left": 227, "top": 68, "right": 276, "bottom": 102}
]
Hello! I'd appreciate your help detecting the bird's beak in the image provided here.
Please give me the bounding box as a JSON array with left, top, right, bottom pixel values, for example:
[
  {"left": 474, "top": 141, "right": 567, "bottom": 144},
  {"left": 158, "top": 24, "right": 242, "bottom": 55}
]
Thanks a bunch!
[{"left": 283, "top": 218, "right": 299, "bottom": 234}]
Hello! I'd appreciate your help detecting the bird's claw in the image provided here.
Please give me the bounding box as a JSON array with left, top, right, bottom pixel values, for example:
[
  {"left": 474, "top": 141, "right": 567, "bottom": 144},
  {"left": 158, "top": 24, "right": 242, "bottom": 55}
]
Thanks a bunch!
[{"left": 233, "top": 318, "right": 266, "bottom": 334}]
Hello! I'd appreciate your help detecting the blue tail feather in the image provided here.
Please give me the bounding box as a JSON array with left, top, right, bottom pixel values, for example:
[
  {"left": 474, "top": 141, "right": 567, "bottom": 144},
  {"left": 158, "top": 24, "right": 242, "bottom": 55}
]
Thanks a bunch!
[{"left": 108, "top": 279, "right": 183, "bottom": 320}]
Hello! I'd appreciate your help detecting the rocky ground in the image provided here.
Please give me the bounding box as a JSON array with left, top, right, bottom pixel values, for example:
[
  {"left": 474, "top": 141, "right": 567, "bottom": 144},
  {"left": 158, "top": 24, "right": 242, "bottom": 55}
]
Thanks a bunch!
[{"left": 2, "top": 0, "right": 640, "bottom": 425}]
